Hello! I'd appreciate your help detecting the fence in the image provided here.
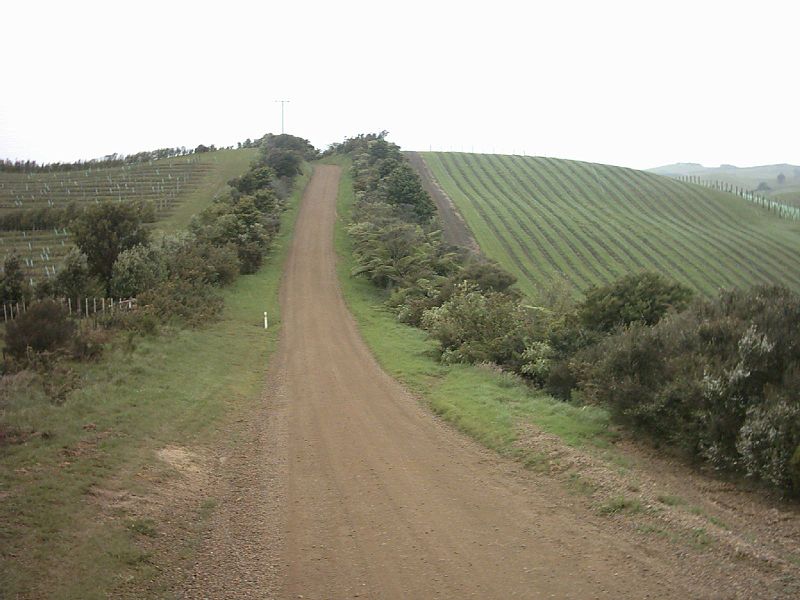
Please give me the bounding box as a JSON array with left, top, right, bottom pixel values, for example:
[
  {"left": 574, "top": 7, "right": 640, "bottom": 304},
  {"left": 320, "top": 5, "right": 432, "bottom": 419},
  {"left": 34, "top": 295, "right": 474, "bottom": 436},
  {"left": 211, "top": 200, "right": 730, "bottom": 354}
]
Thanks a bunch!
[
  {"left": 2, "top": 297, "right": 136, "bottom": 323},
  {"left": 677, "top": 175, "right": 800, "bottom": 221}
]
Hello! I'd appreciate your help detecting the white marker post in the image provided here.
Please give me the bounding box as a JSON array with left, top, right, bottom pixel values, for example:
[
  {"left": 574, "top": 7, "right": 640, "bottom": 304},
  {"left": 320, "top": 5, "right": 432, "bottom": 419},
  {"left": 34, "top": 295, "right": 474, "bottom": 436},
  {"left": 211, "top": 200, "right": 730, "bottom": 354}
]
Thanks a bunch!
[{"left": 264, "top": 311, "right": 269, "bottom": 329}]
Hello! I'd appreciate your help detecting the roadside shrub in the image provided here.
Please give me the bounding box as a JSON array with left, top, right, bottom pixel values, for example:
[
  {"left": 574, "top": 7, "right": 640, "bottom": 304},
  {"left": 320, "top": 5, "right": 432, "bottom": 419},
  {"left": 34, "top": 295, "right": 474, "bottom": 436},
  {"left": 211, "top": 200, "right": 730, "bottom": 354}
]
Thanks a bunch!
[
  {"left": 577, "top": 285, "right": 800, "bottom": 493},
  {"left": 4, "top": 300, "right": 75, "bottom": 359},
  {"left": 791, "top": 446, "right": 800, "bottom": 494},
  {"left": 578, "top": 272, "right": 693, "bottom": 333},
  {"left": 544, "top": 360, "right": 577, "bottom": 400},
  {"left": 736, "top": 391, "right": 800, "bottom": 491},
  {"left": 139, "top": 279, "right": 223, "bottom": 327},
  {"left": 421, "top": 283, "right": 529, "bottom": 369}
]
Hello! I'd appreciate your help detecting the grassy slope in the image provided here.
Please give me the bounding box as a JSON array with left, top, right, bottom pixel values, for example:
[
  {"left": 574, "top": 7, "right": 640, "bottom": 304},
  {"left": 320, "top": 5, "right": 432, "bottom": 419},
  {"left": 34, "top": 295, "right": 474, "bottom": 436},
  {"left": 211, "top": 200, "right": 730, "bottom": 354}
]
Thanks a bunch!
[
  {"left": 157, "top": 149, "right": 257, "bottom": 232},
  {"left": 0, "top": 148, "right": 257, "bottom": 281},
  {"left": 423, "top": 152, "right": 800, "bottom": 299},
  {"left": 329, "top": 155, "right": 611, "bottom": 464},
  {"left": 0, "top": 166, "right": 310, "bottom": 598}
]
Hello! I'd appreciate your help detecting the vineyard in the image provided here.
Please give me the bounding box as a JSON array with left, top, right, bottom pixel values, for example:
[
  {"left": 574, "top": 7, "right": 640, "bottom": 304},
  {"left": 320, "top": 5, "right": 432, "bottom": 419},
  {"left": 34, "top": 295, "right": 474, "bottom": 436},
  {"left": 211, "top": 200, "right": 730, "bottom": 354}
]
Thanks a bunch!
[
  {"left": 422, "top": 152, "right": 800, "bottom": 299},
  {"left": 0, "top": 149, "right": 256, "bottom": 283}
]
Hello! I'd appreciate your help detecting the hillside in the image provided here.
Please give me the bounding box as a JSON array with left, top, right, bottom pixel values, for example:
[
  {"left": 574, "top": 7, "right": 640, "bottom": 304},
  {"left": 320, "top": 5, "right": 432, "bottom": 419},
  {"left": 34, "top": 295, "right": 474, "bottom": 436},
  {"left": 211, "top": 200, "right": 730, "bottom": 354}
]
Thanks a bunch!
[
  {"left": 421, "top": 152, "right": 800, "bottom": 299},
  {"left": 651, "top": 162, "right": 800, "bottom": 208},
  {"left": 0, "top": 148, "right": 256, "bottom": 283}
]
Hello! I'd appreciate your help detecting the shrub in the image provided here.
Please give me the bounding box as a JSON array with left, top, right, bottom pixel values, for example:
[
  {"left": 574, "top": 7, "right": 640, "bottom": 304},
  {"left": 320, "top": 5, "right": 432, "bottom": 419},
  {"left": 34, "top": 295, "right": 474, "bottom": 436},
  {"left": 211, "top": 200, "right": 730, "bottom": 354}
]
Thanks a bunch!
[
  {"left": 70, "top": 327, "right": 107, "bottom": 361},
  {"left": 53, "top": 249, "right": 99, "bottom": 300},
  {"left": 421, "top": 283, "right": 530, "bottom": 369},
  {"left": 262, "top": 148, "right": 302, "bottom": 178},
  {"left": 4, "top": 300, "right": 75, "bottom": 359},
  {"left": 72, "top": 201, "right": 149, "bottom": 292},
  {"left": 577, "top": 285, "right": 800, "bottom": 492},
  {"left": 110, "top": 244, "right": 168, "bottom": 297},
  {"left": 736, "top": 393, "right": 800, "bottom": 492},
  {"left": 139, "top": 279, "right": 223, "bottom": 327},
  {"left": 578, "top": 272, "right": 693, "bottom": 333}
]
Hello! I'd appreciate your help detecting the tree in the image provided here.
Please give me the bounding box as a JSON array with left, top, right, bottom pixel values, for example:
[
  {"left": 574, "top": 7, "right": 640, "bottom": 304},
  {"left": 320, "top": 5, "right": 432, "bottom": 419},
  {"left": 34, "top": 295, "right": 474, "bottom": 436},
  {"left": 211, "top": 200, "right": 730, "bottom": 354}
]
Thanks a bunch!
[
  {"left": 381, "top": 163, "right": 435, "bottom": 221},
  {"left": 578, "top": 272, "right": 694, "bottom": 333},
  {"left": 262, "top": 148, "right": 302, "bottom": 178},
  {"left": 0, "top": 253, "right": 30, "bottom": 305},
  {"left": 777, "top": 172, "right": 786, "bottom": 185},
  {"left": 53, "top": 249, "right": 97, "bottom": 300},
  {"left": 72, "top": 202, "right": 149, "bottom": 293}
]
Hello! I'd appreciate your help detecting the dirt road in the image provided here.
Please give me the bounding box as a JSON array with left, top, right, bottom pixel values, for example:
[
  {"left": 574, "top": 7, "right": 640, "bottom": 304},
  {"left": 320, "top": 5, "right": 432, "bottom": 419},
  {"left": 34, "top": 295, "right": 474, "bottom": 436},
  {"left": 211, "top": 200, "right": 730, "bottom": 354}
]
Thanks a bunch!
[{"left": 180, "top": 165, "right": 713, "bottom": 599}]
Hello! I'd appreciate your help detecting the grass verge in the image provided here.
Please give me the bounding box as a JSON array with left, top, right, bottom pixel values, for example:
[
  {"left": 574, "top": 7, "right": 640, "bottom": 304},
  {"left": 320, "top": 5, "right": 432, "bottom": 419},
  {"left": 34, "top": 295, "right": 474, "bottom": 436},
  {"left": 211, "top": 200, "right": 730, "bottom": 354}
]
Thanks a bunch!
[
  {"left": 0, "top": 165, "right": 310, "bottom": 598},
  {"left": 331, "top": 156, "right": 612, "bottom": 461}
]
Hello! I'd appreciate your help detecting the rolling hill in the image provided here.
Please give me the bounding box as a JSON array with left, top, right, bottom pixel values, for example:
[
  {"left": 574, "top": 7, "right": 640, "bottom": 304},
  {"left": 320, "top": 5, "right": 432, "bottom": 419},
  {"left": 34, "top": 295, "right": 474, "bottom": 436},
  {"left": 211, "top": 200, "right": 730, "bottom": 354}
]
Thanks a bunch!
[
  {"left": 420, "top": 152, "right": 800, "bottom": 299},
  {"left": 0, "top": 148, "right": 256, "bottom": 283},
  {"left": 651, "top": 162, "right": 800, "bottom": 208}
]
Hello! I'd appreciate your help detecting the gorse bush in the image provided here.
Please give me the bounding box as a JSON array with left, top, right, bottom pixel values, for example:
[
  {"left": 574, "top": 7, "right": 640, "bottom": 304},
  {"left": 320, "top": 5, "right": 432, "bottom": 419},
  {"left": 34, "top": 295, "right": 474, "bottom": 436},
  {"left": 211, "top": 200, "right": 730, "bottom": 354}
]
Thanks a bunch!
[
  {"left": 3, "top": 300, "right": 75, "bottom": 359},
  {"left": 578, "top": 272, "right": 694, "bottom": 333},
  {"left": 421, "top": 282, "right": 530, "bottom": 368},
  {"left": 577, "top": 285, "right": 800, "bottom": 493}
]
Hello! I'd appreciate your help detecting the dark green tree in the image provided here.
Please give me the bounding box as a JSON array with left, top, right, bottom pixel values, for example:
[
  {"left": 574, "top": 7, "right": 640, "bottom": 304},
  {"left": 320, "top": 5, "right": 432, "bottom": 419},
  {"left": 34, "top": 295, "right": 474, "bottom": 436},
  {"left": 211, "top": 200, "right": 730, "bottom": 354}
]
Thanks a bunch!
[
  {"left": 382, "top": 163, "right": 435, "bottom": 221},
  {"left": 72, "top": 202, "right": 149, "bottom": 293},
  {"left": 0, "top": 253, "right": 30, "bottom": 305},
  {"left": 578, "top": 272, "right": 693, "bottom": 333},
  {"left": 263, "top": 148, "right": 303, "bottom": 178}
]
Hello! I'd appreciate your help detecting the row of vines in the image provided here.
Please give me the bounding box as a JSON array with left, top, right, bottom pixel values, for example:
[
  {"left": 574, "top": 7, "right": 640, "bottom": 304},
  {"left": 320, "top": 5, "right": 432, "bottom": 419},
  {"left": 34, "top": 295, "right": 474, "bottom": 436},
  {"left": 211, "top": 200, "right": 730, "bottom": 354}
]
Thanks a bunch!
[{"left": 423, "top": 153, "right": 800, "bottom": 300}]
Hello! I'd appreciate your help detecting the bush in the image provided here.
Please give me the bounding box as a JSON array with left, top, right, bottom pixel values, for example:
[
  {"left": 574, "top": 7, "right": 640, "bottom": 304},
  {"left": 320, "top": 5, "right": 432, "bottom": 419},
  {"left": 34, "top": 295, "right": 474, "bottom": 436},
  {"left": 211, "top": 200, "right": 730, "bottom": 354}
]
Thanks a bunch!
[
  {"left": 736, "top": 393, "right": 800, "bottom": 491},
  {"left": 577, "top": 285, "right": 800, "bottom": 493},
  {"left": 139, "top": 279, "right": 223, "bottom": 327},
  {"left": 110, "top": 244, "right": 168, "bottom": 297},
  {"left": 72, "top": 201, "right": 149, "bottom": 292},
  {"left": 70, "top": 327, "right": 107, "bottom": 361},
  {"left": 4, "top": 300, "right": 75, "bottom": 359},
  {"left": 53, "top": 249, "right": 100, "bottom": 300},
  {"left": 421, "top": 283, "right": 530, "bottom": 369},
  {"left": 578, "top": 272, "right": 693, "bottom": 333}
]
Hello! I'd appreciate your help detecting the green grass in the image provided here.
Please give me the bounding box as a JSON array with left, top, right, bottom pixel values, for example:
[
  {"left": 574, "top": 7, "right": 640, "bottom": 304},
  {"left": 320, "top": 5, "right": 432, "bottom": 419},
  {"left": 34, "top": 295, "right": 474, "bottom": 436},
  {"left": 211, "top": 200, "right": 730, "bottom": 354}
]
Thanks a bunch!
[
  {"left": 156, "top": 149, "right": 257, "bottom": 232},
  {"left": 656, "top": 493, "right": 685, "bottom": 506},
  {"left": 598, "top": 495, "right": 644, "bottom": 515},
  {"left": 332, "top": 155, "right": 612, "bottom": 462},
  {"left": 422, "top": 152, "right": 800, "bottom": 299},
  {"left": 0, "top": 165, "right": 310, "bottom": 598}
]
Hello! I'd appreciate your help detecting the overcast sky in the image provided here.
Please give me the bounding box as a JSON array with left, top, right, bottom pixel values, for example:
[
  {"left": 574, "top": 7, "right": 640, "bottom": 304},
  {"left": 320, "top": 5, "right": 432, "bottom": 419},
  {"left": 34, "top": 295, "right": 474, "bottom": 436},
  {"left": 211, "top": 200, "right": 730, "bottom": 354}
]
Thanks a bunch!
[{"left": 1, "top": 0, "right": 797, "bottom": 169}]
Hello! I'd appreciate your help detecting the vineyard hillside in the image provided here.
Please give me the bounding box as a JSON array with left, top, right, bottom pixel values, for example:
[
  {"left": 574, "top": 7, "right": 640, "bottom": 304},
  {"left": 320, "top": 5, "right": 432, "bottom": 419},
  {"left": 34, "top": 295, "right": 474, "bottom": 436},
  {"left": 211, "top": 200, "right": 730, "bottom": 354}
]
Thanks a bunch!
[
  {"left": 0, "top": 148, "right": 256, "bottom": 283},
  {"left": 421, "top": 152, "right": 800, "bottom": 299},
  {"left": 651, "top": 162, "right": 800, "bottom": 208}
]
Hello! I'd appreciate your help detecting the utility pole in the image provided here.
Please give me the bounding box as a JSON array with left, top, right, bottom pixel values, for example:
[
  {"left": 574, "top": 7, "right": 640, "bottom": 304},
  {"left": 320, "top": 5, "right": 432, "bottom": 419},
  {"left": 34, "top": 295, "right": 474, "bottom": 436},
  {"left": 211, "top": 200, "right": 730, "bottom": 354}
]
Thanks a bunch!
[{"left": 274, "top": 99, "right": 290, "bottom": 134}]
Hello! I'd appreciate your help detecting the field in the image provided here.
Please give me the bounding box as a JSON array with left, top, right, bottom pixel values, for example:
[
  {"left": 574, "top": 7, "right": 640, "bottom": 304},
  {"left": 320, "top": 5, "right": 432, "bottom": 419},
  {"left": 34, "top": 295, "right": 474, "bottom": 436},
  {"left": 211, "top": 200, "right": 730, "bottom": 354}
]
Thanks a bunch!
[
  {"left": 0, "top": 149, "right": 257, "bottom": 282},
  {"left": 421, "top": 152, "right": 800, "bottom": 299},
  {"left": 651, "top": 163, "right": 800, "bottom": 208}
]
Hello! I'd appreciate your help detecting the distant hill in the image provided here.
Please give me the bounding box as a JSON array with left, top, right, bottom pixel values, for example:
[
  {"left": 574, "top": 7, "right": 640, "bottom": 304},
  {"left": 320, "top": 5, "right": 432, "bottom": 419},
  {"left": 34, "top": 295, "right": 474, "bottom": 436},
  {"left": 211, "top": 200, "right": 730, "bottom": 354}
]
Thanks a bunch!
[
  {"left": 650, "top": 162, "right": 800, "bottom": 207},
  {"left": 421, "top": 152, "right": 800, "bottom": 299}
]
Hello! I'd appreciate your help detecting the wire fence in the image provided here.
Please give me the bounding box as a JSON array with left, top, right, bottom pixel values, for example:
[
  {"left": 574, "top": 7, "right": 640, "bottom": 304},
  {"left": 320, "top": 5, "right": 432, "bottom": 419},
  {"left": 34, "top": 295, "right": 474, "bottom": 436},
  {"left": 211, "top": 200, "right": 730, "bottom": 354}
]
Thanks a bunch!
[{"left": 2, "top": 297, "right": 136, "bottom": 323}]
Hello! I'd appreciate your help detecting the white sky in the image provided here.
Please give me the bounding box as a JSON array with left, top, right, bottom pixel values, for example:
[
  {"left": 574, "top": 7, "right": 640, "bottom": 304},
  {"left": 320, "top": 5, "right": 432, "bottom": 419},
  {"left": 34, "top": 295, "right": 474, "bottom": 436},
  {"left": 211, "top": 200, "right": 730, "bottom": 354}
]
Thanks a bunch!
[{"left": 1, "top": 0, "right": 797, "bottom": 169}]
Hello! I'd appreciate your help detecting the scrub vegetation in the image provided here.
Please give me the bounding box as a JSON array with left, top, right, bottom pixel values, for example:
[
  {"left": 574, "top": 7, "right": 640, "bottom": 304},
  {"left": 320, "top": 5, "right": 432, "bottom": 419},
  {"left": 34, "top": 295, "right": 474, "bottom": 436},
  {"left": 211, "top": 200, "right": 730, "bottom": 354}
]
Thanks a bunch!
[
  {"left": 333, "top": 136, "right": 800, "bottom": 495},
  {"left": 0, "top": 135, "right": 314, "bottom": 597}
]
